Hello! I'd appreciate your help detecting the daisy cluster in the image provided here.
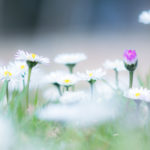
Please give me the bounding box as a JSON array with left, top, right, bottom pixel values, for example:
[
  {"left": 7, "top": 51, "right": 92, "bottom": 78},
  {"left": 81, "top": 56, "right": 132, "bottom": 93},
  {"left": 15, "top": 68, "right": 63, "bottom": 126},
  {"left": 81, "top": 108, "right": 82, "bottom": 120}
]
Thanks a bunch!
[{"left": 0, "top": 49, "right": 150, "bottom": 126}]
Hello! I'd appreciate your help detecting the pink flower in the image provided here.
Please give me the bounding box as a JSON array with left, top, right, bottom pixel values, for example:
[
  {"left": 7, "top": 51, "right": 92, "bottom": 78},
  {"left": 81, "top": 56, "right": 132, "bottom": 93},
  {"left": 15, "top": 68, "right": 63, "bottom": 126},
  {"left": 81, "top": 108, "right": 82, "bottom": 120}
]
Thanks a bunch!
[{"left": 124, "top": 50, "right": 137, "bottom": 65}]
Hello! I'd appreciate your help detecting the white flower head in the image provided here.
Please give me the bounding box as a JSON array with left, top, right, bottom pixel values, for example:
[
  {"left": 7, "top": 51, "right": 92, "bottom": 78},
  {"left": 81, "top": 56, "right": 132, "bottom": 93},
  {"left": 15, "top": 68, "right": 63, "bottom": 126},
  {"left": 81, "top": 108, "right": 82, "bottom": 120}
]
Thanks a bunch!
[
  {"left": 0, "top": 116, "right": 14, "bottom": 150},
  {"left": 58, "top": 73, "right": 79, "bottom": 86},
  {"left": 60, "top": 91, "right": 89, "bottom": 104},
  {"left": 54, "top": 53, "right": 87, "bottom": 65},
  {"left": 46, "top": 71, "right": 67, "bottom": 85},
  {"left": 77, "top": 68, "right": 106, "bottom": 82},
  {"left": 124, "top": 87, "right": 150, "bottom": 101},
  {"left": 0, "top": 65, "right": 19, "bottom": 82},
  {"left": 9, "top": 61, "right": 28, "bottom": 78},
  {"left": 139, "top": 10, "right": 150, "bottom": 24},
  {"left": 103, "top": 59, "right": 125, "bottom": 72},
  {"left": 43, "top": 88, "right": 60, "bottom": 102},
  {"left": 15, "top": 50, "right": 50, "bottom": 64},
  {"left": 37, "top": 100, "right": 119, "bottom": 127}
]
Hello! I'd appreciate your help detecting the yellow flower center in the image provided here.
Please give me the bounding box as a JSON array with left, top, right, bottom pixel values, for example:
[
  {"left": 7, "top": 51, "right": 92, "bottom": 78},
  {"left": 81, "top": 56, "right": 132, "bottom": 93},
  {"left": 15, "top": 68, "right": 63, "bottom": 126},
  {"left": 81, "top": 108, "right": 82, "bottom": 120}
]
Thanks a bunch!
[
  {"left": 135, "top": 93, "right": 140, "bottom": 97},
  {"left": 89, "top": 73, "right": 93, "bottom": 77},
  {"left": 4, "top": 71, "right": 12, "bottom": 77},
  {"left": 20, "top": 65, "right": 25, "bottom": 69},
  {"left": 31, "top": 53, "right": 36, "bottom": 59},
  {"left": 64, "top": 79, "right": 70, "bottom": 83}
]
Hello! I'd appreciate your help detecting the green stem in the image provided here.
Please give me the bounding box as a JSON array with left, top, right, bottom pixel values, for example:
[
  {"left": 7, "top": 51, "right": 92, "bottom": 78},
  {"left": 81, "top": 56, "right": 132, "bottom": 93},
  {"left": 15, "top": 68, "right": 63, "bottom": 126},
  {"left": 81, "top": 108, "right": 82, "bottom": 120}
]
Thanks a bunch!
[
  {"left": 26, "top": 67, "right": 32, "bottom": 108},
  {"left": 69, "top": 67, "right": 73, "bottom": 74},
  {"left": 90, "top": 83, "right": 94, "bottom": 99},
  {"left": 54, "top": 84, "right": 62, "bottom": 96},
  {"left": 129, "top": 71, "right": 134, "bottom": 88},
  {"left": 6, "top": 80, "right": 9, "bottom": 104},
  {"left": 65, "top": 86, "right": 69, "bottom": 91},
  {"left": 114, "top": 69, "right": 119, "bottom": 89}
]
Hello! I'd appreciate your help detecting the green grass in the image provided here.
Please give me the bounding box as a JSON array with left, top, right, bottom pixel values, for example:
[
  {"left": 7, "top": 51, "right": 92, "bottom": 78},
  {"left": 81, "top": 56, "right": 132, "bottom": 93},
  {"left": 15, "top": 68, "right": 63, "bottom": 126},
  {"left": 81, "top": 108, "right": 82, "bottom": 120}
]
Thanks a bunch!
[{"left": 1, "top": 74, "right": 150, "bottom": 150}]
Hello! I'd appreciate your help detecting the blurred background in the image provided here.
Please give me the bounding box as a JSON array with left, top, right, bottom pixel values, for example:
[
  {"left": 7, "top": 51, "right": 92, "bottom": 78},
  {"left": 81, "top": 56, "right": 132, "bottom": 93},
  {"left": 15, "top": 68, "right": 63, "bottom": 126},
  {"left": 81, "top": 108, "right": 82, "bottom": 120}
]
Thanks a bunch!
[{"left": 0, "top": 0, "right": 150, "bottom": 74}]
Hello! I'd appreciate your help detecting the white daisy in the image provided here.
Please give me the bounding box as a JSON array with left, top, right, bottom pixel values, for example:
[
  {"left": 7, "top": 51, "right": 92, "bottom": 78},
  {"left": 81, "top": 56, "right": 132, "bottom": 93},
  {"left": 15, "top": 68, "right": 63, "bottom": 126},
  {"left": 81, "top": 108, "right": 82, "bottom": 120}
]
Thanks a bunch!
[
  {"left": 9, "top": 61, "right": 28, "bottom": 78},
  {"left": 37, "top": 100, "right": 119, "bottom": 126},
  {"left": 54, "top": 53, "right": 87, "bottom": 65},
  {"left": 58, "top": 74, "right": 79, "bottom": 87},
  {"left": 0, "top": 66, "right": 19, "bottom": 81},
  {"left": 15, "top": 50, "right": 50, "bottom": 64},
  {"left": 43, "top": 88, "right": 60, "bottom": 102},
  {"left": 139, "top": 10, "right": 150, "bottom": 24},
  {"left": 77, "top": 68, "right": 106, "bottom": 82},
  {"left": 103, "top": 59, "right": 125, "bottom": 72},
  {"left": 59, "top": 91, "right": 88, "bottom": 104},
  {"left": 46, "top": 71, "right": 67, "bottom": 85},
  {"left": 0, "top": 116, "right": 14, "bottom": 150},
  {"left": 124, "top": 87, "right": 150, "bottom": 101}
]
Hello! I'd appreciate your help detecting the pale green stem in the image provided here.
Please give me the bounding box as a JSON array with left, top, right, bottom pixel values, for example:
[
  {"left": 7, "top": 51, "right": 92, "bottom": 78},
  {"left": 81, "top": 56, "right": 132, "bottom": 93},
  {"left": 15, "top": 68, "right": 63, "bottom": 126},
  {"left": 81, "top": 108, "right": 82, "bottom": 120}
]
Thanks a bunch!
[
  {"left": 90, "top": 83, "right": 94, "bottom": 99},
  {"left": 6, "top": 80, "right": 9, "bottom": 104},
  {"left": 65, "top": 86, "right": 69, "bottom": 91},
  {"left": 54, "top": 84, "right": 62, "bottom": 96},
  {"left": 26, "top": 67, "right": 32, "bottom": 108},
  {"left": 129, "top": 71, "right": 134, "bottom": 88},
  {"left": 114, "top": 69, "right": 119, "bottom": 89}
]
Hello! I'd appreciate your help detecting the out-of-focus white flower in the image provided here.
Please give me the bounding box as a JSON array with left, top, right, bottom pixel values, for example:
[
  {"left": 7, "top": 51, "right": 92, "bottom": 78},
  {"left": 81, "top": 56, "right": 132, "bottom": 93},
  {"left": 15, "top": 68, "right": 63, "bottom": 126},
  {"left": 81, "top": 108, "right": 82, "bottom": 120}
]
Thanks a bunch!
[
  {"left": 77, "top": 68, "right": 106, "bottom": 82},
  {"left": 0, "top": 66, "right": 19, "bottom": 82},
  {"left": 30, "top": 68, "right": 46, "bottom": 89},
  {"left": 124, "top": 87, "right": 150, "bottom": 101},
  {"left": 9, "top": 61, "right": 28, "bottom": 78},
  {"left": 54, "top": 53, "right": 87, "bottom": 65},
  {"left": 96, "top": 83, "right": 114, "bottom": 100},
  {"left": 139, "top": 10, "right": 150, "bottom": 24},
  {"left": 15, "top": 50, "right": 50, "bottom": 64},
  {"left": 103, "top": 59, "right": 125, "bottom": 72},
  {"left": 43, "top": 88, "right": 60, "bottom": 102},
  {"left": 0, "top": 116, "right": 14, "bottom": 150},
  {"left": 38, "top": 101, "right": 119, "bottom": 126},
  {"left": 60, "top": 91, "right": 88, "bottom": 104},
  {"left": 46, "top": 71, "right": 67, "bottom": 85},
  {"left": 58, "top": 74, "right": 79, "bottom": 87}
]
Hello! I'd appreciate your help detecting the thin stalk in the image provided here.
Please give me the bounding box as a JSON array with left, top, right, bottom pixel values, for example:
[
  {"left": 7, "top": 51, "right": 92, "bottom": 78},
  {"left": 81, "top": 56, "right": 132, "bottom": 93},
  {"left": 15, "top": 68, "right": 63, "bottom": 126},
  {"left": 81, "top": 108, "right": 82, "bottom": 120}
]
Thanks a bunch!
[
  {"left": 6, "top": 80, "right": 9, "bottom": 104},
  {"left": 26, "top": 67, "right": 32, "bottom": 108},
  {"left": 90, "top": 83, "right": 94, "bottom": 99},
  {"left": 22, "top": 78, "right": 25, "bottom": 90},
  {"left": 69, "top": 66, "right": 73, "bottom": 74},
  {"left": 65, "top": 86, "right": 69, "bottom": 91},
  {"left": 55, "top": 84, "right": 62, "bottom": 96},
  {"left": 114, "top": 69, "right": 119, "bottom": 89},
  {"left": 129, "top": 71, "right": 134, "bottom": 88}
]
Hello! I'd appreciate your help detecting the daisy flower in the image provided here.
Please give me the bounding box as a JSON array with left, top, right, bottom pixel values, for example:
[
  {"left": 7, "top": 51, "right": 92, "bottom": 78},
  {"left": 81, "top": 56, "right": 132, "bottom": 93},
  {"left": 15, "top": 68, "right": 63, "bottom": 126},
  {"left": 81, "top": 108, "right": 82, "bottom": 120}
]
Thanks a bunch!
[
  {"left": 46, "top": 71, "right": 66, "bottom": 85},
  {"left": 77, "top": 68, "right": 106, "bottom": 97},
  {"left": 77, "top": 68, "right": 106, "bottom": 82},
  {"left": 59, "top": 91, "right": 88, "bottom": 104},
  {"left": 58, "top": 74, "right": 79, "bottom": 91},
  {"left": 103, "top": 59, "right": 125, "bottom": 72},
  {"left": 9, "top": 61, "right": 28, "bottom": 78},
  {"left": 54, "top": 53, "right": 87, "bottom": 73},
  {"left": 103, "top": 59, "right": 125, "bottom": 88},
  {"left": 124, "top": 87, "right": 150, "bottom": 112},
  {"left": 15, "top": 50, "right": 49, "bottom": 108},
  {"left": 124, "top": 87, "right": 150, "bottom": 101},
  {"left": 123, "top": 50, "right": 138, "bottom": 88},
  {"left": 0, "top": 66, "right": 19, "bottom": 102},
  {"left": 139, "top": 10, "right": 150, "bottom": 24},
  {"left": 0, "top": 116, "right": 14, "bottom": 150},
  {"left": 43, "top": 88, "right": 60, "bottom": 102},
  {"left": 37, "top": 100, "right": 119, "bottom": 127},
  {"left": 46, "top": 71, "right": 67, "bottom": 96},
  {"left": 0, "top": 66, "right": 17, "bottom": 81},
  {"left": 124, "top": 50, "right": 138, "bottom": 66},
  {"left": 15, "top": 50, "right": 50, "bottom": 66}
]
